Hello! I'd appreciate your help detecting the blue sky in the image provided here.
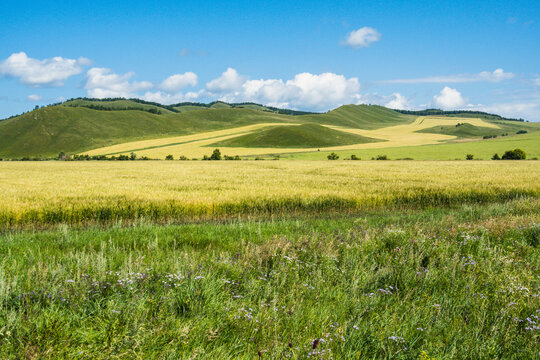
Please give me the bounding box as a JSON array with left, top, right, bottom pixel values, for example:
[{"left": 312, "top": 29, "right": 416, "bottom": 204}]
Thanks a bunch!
[{"left": 1, "top": 0, "right": 539, "bottom": 120}]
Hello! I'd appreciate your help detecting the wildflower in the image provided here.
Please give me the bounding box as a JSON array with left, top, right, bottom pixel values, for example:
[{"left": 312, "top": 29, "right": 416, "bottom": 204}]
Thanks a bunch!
[{"left": 388, "top": 335, "right": 405, "bottom": 343}]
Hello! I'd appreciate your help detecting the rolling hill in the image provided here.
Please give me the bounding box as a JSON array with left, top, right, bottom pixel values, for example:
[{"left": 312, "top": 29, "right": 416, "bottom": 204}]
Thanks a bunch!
[
  {"left": 0, "top": 98, "right": 537, "bottom": 158},
  {"left": 209, "top": 123, "right": 382, "bottom": 148}
]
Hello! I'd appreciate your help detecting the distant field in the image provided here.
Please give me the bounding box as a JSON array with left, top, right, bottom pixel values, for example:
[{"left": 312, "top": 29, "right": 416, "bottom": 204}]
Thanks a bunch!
[
  {"left": 83, "top": 116, "right": 526, "bottom": 159},
  {"left": 287, "top": 131, "right": 540, "bottom": 160},
  {"left": 0, "top": 161, "right": 538, "bottom": 229},
  {"left": 2, "top": 98, "right": 538, "bottom": 159}
]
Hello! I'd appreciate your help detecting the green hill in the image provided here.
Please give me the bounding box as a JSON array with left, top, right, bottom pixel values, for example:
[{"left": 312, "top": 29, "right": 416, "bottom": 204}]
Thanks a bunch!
[
  {"left": 0, "top": 105, "right": 292, "bottom": 157},
  {"left": 209, "top": 124, "right": 382, "bottom": 148},
  {"left": 300, "top": 104, "right": 414, "bottom": 129},
  {"left": 417, "top": 123, "right": 503, "bottom": 138},
  {"left": 0, "top": 98, "right": 536, "bottom": 158}
]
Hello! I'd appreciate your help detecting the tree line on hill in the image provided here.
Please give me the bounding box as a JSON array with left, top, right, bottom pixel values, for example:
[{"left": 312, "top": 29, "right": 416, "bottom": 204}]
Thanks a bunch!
[{"left": 394, "top": 109, "right": 525, "bottom": 122}]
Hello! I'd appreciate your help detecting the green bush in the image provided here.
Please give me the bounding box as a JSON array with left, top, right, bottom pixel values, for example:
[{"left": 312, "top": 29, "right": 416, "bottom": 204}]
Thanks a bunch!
[
  {"left": 502, "top": 148, "right": 526, "bottom": 160},
  {"left": 466, "top": 154, "right": 474, "bottom": 160},
  {"left": 210, "top": 149, "right": 222, "bottom": 160},
  {"left": 350, "top": 154, "right": 360, "bottom": 160},
  {"left": 165, "top": 155, "right": 174, "bottom": 160},
  {"left": 516, "top": 130, "right": 528, "bottom": 134},
  {"left": 492, "top": 153, "right": 501, "bottom": 160},
  {"left": 327, "top": 152, "right": 339, "bottom": 160},
  {"left": 376, "top": 155, "right": 388, "bottom": 160}
]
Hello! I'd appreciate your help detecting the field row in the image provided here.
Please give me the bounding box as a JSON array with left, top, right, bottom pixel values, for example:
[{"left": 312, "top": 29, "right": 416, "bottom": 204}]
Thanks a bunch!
[{"left": 0, "top": 161, "right": 539, "bottom": 228}]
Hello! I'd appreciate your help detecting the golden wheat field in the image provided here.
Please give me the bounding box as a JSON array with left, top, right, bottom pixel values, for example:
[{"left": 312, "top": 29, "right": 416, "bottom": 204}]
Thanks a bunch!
[{"left": 1, "top": 160, "right": 539, "bottom": 228}]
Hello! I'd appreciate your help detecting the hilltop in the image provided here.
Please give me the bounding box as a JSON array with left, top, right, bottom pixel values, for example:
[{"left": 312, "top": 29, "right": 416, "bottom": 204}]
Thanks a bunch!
[{"left": 0, "top": 98, "right": 538, "bottom": 158}]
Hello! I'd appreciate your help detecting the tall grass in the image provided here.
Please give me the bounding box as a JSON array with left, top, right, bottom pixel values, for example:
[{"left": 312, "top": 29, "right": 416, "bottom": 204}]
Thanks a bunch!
[
  {"left": 0, "top": 200, "right": 538, "bottom": 358},
  {"left": 0, "top": 161, "right": 539, "bottom": 229}
]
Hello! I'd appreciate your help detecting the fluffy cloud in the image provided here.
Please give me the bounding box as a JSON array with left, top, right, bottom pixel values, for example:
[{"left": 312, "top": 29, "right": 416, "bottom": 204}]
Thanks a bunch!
[
  {"left": 206, "top": 68, "right": 246, "bottom": 93},
  {"left": 469, "top": 102, "right": 540, "bottom": 121},
  {"left": 85, "top": 68, "right": 153, "bottom": 98},
  {"left": 160, "top": 72, "right": 198, "bottom": 92},
  {"left": 208, "top": 69, "right": 361, "bottom": 110},
  {"left": 0, "top": 52, "right": 91, "bottom": 86},
  {"left": 433, "top": 87, "right": 466, "bottom": 109},
  {"left": 385, "top": 93, "right": 410, "bottom": 110},
  {"left": 343, "top": 27, "right": 381, "bottom": 48},
  {"left": 477, "top": 68, "right": 514, "bottom": 82},
  {"left": 27, "top": 94, "right": 42, "bottom": 101},
  {"left": 141, "top": 90, "right": 203, "bottom": 104},
  {"left": 382, "top": 69, "right": 515, "bottom": 84}
]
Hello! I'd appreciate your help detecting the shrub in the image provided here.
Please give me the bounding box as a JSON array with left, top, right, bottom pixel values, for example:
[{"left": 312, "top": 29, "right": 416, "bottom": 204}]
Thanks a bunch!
[
  {"left": 483, "top": 135, "right": 497, "bottom": 139},
  {"left": 466, "top": 154, "right": 474, "bottom": 160},
  {"left": 327, "top": 153, "right": 339, "bottom": 160},
  {"left": 376, "top": 155, "right": 388, "bottom": 160},
  {"left": 516, "top": 130, "right": 527, "bottom": 134},
  {"left": 130, "top": 152, "right": 137, "bottom": 160},
  {"left": 179, "top": 156, "right": 188, "bottom": 160},
  {"left": 502, "top": 148, "right": 526, "bottom": 160},
  {"left": 492, "top": 153, "right": 501, "bottom": 160},
  {"left": 165, "top": 155, "right": 174, "bottom": 160},
  {"left": 210, "top": 149, "right": 222, "bottom": 160},
  {"left": 350, "top": 154, "right": 360, "bottom": 160}
]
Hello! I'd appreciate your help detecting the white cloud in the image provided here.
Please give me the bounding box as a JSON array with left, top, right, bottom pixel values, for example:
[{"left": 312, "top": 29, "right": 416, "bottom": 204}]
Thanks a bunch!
[
  {"left": 469, "top": 102, "right": 540, "bottom": 121},
  {"left": 141, "top": 90, "right": 203, "bottom": 104},
  {"left": 160, "top": 72, "right": 198, "bottom": 92},
  {"left": 343, "top": 27, "right": 381, "bottom": 48},
  {"left": 433, "top": 87, "right": 466, "bottom": 109},
  {"left": 85, "top": 68, "right": 153, "bottom": 98},
  {"left": 534, "top": 78, "right": 540, "bottom": 86},
  {"left": 385, "top": 93, "right": 410, "bottom": 110},
  {"left": 382, "top": 69, "right": 515, "bottom": 84},
  {"left": 206, "top": 68, "right": 246, "bottom": 93},
  {"left": 0, "top": 52, "right": 90, "bottom": 86},
  {"left": 207, "top": 69, "right": 361, "bottom": 110},
  {"left": 27, "top": 94, "right": 42, "bottom": 101}
]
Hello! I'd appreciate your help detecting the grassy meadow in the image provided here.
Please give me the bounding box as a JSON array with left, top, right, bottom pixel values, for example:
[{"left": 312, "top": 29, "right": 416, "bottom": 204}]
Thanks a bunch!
[
  {"left": 0, "top": 198, "right": 538, "bottom": 358},
  {"left": 0, "top": 161, "right": 539, "bottom": 229}
]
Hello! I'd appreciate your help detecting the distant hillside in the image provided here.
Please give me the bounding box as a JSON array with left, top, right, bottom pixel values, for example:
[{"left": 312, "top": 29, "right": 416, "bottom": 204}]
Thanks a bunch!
[
  {"left": 394, "top": 109, "right": 524, "bottom": 122},
  {"left": 417, "top": 123, "right": 504, "bottom": 138},
  {"left": 0, "top": 98, "right": 536, "bottom": 158},
  {"left": 302, "top": 105, "right": 414, "bottom": 129},
  {"left": 209, "top": 124, "right": 382, "bottom": 148}
]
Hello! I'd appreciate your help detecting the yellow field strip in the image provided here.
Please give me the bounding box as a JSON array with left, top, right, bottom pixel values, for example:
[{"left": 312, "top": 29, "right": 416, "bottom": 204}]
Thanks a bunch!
[
  {"left": 84, "top": 123, "right": 301, "bottom": 156},
  {"left": 1, "top": 161, "right": 538, "bottom": 228}
]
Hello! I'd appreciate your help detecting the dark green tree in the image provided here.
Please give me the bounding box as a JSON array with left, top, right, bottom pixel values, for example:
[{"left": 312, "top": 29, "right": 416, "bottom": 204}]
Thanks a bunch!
[
  {"left": 210, "top": 149, "right": 222, "bottom": 160},
  {"left": 502, "top": 149, "right": 526, "bottom": 160}
]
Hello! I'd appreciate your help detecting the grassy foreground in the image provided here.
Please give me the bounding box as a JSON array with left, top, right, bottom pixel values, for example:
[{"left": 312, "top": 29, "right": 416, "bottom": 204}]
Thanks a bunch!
[
  {"left": 0, "top": 161, "right": 539, "bottom": 229},
  {"left": 0, "top": 199, "right": 538, "bottom": 359}
]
